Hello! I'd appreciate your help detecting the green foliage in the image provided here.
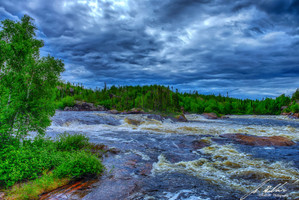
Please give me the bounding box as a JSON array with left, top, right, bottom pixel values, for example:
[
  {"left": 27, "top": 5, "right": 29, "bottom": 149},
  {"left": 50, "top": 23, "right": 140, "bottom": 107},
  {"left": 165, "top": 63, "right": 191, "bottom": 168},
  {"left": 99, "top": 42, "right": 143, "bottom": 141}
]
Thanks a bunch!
[
  {"left": 0, "top": 134, "right": 103, "bottom": 188},
  {"left": 292, "top": 89, "right": 299, "bottom": 100},
  {"left": 61, "top": 96, "right": 75, "bottom": 107},
  {"left": 54, "top": 150, "right": 104, "bottom": 178},
  {"left": 290, "top": 102, "right": 299, "bottom": 113},
  {"left": 55, "top": 83, "right": 299, "bottom": 115},
  {"left": 56, "top": 132, "right": 89, "bottom": 151},
  {"left": 6, "top": 172, "right": 69, "bottom": 200},
  {"left": 0, "top": 15, "right": 64, "bottom": 140}
]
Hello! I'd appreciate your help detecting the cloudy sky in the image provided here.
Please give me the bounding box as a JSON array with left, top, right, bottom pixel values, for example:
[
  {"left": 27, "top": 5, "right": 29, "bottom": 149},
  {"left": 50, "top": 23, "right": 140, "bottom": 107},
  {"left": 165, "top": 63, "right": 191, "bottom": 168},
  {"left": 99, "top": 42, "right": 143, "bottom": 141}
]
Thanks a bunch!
[{"left": 0, "top": 0, "right": 298, "bottom": 99}]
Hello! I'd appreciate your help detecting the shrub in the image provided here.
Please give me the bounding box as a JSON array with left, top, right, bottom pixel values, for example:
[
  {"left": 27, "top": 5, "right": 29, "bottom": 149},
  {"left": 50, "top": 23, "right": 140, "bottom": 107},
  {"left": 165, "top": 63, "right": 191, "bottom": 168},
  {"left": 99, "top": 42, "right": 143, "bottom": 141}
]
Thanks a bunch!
[
  {"left": 0, "top": 133, "right": 103, "bottom": 188},
  {"left": 0, "top": 144, "right": 56, "bottom": 187},
  {"left": 61, "top": 96, "right": 75, "bottom": 107},
  {"left": 54, "top": 150, "right": 104, "bottom": 179},
  {"left": 55, "top": 132, "right": 89, "bottom": 151},
  {"left": 290, "top": 103, "right": 299, "bottom": 113},
  {"left": 55, "top": 101, "right": 64, "bottom": 110}
]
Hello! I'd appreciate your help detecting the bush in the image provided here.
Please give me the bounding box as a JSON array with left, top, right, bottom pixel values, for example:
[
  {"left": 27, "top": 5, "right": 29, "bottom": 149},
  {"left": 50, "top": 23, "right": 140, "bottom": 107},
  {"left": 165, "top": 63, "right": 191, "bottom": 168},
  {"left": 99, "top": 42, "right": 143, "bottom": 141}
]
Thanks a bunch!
[
  {"left": 0, "top": 133, "right": 103, "bottom": 188},
  {"left": 290, "top": 103, "right": 299, "bottom": 113},
  {"left": 56, "top": 132, "right": 89, "bottom": 151},
  {"left": 54, "top": 150, "right": 104, "bottom": 178},
  {"left": 55, "top": 101, "right": 64, "bottom": 110},
  {"left": 61, "top": 96, "right": 75, "bottom": 107},
  {"left": 0, "top": 144, "right": 57, "bottom": 187}
]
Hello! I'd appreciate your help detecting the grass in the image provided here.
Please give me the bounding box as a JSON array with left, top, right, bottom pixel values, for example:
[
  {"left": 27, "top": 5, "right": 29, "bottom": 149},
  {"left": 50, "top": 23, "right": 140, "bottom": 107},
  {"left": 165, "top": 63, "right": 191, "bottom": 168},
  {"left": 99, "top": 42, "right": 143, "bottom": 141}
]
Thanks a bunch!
[
  {"left": 0, "top": 133, "right": 105, "bottom": 200},
  {"left": 5, "top": 172, "right": 69, "bottom": 200}
]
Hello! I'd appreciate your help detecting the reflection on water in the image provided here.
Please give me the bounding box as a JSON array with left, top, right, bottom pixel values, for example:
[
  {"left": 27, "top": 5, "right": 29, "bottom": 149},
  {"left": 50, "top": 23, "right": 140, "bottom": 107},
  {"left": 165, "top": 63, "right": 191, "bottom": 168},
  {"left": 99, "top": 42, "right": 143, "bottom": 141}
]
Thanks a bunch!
[{"left": 44, "top": 111, "right": 299, "bottom": 200}]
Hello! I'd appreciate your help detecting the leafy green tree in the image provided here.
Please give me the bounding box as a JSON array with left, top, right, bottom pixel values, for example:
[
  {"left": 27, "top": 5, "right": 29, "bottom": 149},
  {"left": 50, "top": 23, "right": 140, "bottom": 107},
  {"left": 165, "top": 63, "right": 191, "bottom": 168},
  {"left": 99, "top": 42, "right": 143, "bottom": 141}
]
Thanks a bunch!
[
  {"left": 0, "top": 15, "right": 64, "bottom": 141},
  {"left": 292, "top": 89, "right": 299, "bottom": 100}
]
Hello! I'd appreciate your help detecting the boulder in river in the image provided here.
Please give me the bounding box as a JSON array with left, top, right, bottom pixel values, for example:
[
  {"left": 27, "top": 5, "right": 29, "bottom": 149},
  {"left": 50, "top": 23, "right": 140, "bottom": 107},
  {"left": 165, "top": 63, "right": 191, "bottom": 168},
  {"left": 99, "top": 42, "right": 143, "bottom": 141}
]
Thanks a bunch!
[
  {"left": 125, "top": 118, "right": 143, "bottom": 126},
  {"left": 108, "top": 109, "right": 120, "bottom": 114},
  {"left": 220, "top": 133, "right": 296, "bottom": 146},
  {"left": 122, "top": 108, "right": 145, "bottom": 114},
  {"left": 64, "top": 101, "right": 106, "bottom": 111},
  {"left": 176, "top": 114, "right": 188, "bottom": 122},
  {"left": 203, "top": 113, "right": 218, "bottom": 119}
]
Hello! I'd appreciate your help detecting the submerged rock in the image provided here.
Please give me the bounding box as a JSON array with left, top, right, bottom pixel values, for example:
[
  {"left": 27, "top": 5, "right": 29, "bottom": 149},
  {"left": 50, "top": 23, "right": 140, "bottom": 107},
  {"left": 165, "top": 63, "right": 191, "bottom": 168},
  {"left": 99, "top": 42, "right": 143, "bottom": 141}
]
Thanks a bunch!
[
  {"left": 192, "top": 139, "right": 211, "bottom": 149},
  {"left": 203, "top": 113, "right": 218, "bottom": 119},
  {"left": 220, "top": 133, "right": 296, "bottom": 146}
]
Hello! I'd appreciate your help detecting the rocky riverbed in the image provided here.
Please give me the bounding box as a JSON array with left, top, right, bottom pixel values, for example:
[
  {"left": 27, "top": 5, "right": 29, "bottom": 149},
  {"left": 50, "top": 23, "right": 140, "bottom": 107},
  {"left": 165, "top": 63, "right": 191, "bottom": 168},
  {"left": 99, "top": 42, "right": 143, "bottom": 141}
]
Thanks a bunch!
[{"left": 41, "top": 112, "right": 299, "bottom": 200}]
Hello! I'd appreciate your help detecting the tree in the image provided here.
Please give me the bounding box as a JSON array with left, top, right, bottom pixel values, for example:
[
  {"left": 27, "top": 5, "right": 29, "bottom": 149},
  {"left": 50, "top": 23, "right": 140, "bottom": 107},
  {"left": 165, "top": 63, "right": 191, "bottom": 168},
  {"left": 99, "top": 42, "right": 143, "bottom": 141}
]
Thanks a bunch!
[{"left": 0, "top": 15, "right": 64, "bottom": 142}]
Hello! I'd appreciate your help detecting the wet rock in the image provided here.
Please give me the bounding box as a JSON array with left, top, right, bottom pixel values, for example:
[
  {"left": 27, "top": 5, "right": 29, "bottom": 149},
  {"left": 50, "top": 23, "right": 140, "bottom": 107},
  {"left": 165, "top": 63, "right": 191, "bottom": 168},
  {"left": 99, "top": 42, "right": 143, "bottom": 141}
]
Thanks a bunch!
[
  {"left": 281, "top": 112, "right": 299, "bottom": 119},
  {"left": 203, "top": 113, "right": 218, "bottom": 119},
  {"left": 281, "top": 112, "right": 291, "bottom": 115},
  {"left": 176, "top": 114, "right": 188, "bottom": 122},
  {"left": 126, "top": 159, "right": 137, "bottom": 168},
  {"left": 84, "top": 179, "right": 140, "bottom": 200},
  {"left": 123, "top": 108, "right": 145, "bottom": 114},
  {"left": 40, "top": 179, "right": 98, "bottom": 200},
  {"left": 220, "top": 115, "right": 229, "bottom": 119},
  {"left": 147, "top": 114, "right": 165, "bottom": 122},
  {"left": 146, "top": 114, "right": 176, "bottom": 123},
  {"left": 220, "top": 133, "right": 296, "bottom": 146},
  {"left": 139, "top": 163, "right": 152, "bottom": 176},
  {"left": 108, "top": 109, "right": 120, "bottom": 114},
  {"left": 108, "top": 147, "right": 120, "bottom": 154},
  {"left": 192, "top": 139, "right": 211, "bottom": 149},
  {"left": 125, "top": 118, "right": 143, "bottom": 126}
]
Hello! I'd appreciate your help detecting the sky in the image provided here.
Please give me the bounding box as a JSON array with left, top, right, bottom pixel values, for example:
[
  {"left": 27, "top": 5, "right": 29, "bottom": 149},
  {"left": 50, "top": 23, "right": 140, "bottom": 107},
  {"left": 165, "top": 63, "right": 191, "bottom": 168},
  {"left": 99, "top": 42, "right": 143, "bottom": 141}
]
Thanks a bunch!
[{"left": 0, "top": 0, "right": 299, "bottom": 99}]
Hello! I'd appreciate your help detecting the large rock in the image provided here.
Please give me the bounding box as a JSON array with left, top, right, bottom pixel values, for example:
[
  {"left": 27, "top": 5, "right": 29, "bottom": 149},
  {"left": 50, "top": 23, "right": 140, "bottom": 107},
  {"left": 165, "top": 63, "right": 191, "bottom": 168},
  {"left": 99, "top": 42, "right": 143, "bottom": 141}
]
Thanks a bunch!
[
  {"left": 64, "top": 101, "right": 107, "bottom": 111},
  {"left": 124, "top": 118, "right": 143, "bottom": 126},
  {"left": 108, "top": 109, "right": 120, "bottom": 114},
  {"left": 176, "top": 114, "right": 188, "bottom": 122},
  {"left": 203, "top": 113, "right": 218, "bottom": 119},
  {"left": 147, "top": 114, "right": 165, "bottom": 122},
  {"left": 220, "top": 133, "right": 296, "bottom": 146},
  {"left": 192, "top": 139, "right": 211, "bottom": 149},
  {"left": 281, "top": 112, "right": 299, "bottom": 119},
  {"left": 123, "top": 108, "right": 145, "bottom": 114}
]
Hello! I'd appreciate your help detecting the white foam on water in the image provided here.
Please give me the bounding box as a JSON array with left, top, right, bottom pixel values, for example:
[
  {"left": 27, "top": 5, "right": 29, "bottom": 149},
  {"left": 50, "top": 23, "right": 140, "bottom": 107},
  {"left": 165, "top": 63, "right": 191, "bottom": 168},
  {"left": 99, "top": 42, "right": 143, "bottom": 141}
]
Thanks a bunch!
[
  {"left": 152, "top": 144, "right": 299, "bottom": 195},
  {"left": 49, "top": 113, "right": 299, "bottom": 141},
  {"left": 164, "top": 189, "right": 210, "bottom": 200}
]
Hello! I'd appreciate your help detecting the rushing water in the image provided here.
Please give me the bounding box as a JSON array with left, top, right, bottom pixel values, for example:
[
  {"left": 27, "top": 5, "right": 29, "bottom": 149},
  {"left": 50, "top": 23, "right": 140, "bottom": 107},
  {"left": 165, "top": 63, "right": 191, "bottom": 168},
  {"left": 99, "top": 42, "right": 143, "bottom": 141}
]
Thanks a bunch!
[{"left": 43, "top": 111, "right": 299, "bottom": 200}]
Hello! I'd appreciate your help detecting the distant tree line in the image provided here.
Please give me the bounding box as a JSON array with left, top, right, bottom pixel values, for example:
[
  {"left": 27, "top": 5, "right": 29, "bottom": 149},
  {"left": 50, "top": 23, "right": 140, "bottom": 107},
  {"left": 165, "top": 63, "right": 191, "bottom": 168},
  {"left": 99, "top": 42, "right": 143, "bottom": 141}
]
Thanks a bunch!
[{"left": 55, "top": 82, "right": 299, "bottom": 115}]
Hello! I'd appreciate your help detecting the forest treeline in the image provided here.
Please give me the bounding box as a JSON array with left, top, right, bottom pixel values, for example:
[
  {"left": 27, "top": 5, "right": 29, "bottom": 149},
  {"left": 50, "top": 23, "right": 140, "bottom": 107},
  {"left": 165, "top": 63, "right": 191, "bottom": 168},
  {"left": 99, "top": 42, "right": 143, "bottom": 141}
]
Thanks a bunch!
[{"left": 55, "top": 82, "right": 299, "bottom": 115}]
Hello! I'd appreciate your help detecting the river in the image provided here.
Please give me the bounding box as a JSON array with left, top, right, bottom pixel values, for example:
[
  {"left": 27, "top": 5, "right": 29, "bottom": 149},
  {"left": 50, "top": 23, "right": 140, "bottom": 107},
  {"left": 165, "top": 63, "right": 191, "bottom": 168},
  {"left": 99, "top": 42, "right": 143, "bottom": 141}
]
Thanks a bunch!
[{"left": 41, "top": 111, "right": 299, "bottom": 200}]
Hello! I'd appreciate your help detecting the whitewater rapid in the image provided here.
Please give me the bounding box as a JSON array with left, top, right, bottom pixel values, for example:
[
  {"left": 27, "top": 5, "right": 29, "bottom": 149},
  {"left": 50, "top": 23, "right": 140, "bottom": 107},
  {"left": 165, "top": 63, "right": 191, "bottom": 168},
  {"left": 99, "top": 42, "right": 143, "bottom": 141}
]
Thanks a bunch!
[{"left": 43, "top": 111, "right": 298, "bottom": 200}]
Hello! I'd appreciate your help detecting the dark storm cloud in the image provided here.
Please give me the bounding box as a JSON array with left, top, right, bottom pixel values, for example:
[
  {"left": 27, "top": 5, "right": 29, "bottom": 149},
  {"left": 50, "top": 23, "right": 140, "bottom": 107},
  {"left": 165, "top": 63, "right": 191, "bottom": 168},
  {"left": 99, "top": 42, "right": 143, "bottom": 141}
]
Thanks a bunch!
[{"left": 0, "top": 0, "right": 298, "bottom": 99}]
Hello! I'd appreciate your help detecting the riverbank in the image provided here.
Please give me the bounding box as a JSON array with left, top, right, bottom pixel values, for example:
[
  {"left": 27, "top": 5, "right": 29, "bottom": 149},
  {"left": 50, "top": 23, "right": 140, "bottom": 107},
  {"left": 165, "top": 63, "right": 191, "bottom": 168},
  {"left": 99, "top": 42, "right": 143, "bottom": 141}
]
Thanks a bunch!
[{"left": 0, "top": 133, "right": 104, "bottom": 200}]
